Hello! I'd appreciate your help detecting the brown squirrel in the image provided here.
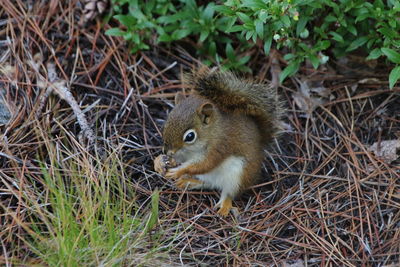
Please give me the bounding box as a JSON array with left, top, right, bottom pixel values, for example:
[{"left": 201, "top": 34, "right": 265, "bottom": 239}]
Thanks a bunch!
[{"left": 154, "top": 67, "right": 283, "bottom": 216}]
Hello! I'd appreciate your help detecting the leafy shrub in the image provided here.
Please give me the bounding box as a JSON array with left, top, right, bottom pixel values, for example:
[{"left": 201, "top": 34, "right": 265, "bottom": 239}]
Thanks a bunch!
[{"left": 107, "top": 0, "right": 400, "bottom": 87}]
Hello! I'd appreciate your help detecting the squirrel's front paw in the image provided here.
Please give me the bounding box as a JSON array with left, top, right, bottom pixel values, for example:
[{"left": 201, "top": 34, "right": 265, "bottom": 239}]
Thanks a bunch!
[{"left": 154, "top": 155, "right": 177, "bottom": 175}]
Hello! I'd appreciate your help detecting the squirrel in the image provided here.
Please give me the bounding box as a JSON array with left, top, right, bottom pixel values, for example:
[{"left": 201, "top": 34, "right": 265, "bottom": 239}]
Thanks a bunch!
[{"left": 154, "top": 67, "right": 283, "bottom": 216}]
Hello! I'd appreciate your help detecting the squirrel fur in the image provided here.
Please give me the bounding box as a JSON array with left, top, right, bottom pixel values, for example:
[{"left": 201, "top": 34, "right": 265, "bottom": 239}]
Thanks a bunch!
[{"left": 157, "top": 67, "right": 283, "bottom": 216}]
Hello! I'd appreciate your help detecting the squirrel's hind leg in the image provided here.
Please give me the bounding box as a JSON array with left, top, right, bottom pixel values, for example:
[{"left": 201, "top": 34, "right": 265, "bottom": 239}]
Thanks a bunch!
[{"left": 215, "top": 195, "right": 233, "bottom": 216}]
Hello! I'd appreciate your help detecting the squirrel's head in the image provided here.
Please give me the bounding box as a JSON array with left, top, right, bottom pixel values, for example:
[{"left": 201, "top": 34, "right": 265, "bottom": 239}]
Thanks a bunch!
[{"left": 162, "top": 93, "right": 219, "bottom": 164}]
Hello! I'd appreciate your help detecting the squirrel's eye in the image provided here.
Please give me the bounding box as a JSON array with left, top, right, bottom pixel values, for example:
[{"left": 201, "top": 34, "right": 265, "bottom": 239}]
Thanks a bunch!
[{"left": 183, "top": 129, "right": 197, "bottom": 144}]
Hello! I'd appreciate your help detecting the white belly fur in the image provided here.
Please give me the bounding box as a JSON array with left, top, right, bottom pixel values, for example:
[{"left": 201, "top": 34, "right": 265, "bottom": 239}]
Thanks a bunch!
[{"left": 196, "top": 156, "right": 245, "bottom": 198}]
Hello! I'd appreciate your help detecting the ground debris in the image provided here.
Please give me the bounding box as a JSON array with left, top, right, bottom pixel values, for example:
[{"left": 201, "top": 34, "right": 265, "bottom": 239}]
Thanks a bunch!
[
  {"left": 80, "top": 0, "right": 109, "bottom": 25},
  {"left": 282, "top": 259, "right": 304, "bottom": 267},
  {"left": 368, "top": 139, "right": 400, "bottom": 164},
  {"left": 0, "top": 92, "right": 12, "bottom": 125},
  {"left": 292, "top": 77, "right": 332, "bottom": 116}
]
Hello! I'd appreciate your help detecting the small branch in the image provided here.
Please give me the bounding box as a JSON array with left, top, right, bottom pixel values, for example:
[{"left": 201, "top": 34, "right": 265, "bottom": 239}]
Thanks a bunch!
[{"left": 29, "top": 54, "right": 97, "bottom": 148}]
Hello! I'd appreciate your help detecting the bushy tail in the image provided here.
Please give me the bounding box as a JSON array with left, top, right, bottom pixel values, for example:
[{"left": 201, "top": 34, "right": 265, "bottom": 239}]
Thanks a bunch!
[{"left": 186, "top": 67, "right": 284, "bottom": 145}]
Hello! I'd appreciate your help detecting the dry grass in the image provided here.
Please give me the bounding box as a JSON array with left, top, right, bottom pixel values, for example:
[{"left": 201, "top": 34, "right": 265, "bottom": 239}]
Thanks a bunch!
[{"left": 1, "top": 1, "right": 399, "bottom": 266}]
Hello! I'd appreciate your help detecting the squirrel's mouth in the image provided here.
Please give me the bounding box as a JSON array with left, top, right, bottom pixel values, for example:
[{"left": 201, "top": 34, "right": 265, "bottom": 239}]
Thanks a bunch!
[
  {"left": 170, "top": 154, "right": 184, "bottom": 165},
  {"left": 166, "top": 149, "right": 190, "bottom": 166}
]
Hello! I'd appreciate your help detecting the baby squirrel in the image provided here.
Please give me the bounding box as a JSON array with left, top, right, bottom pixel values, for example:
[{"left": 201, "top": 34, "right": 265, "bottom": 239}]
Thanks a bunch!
[{"left": 154, "top": 67, "right": 283, "bottom": 216}]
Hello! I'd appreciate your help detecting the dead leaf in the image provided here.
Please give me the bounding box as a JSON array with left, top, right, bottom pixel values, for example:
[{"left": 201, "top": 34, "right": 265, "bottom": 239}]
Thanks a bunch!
[
  {"left": 292, "top": 78, "right": 329, "bottom": 116},
  {"left": 0, "top": 91, "right": 12, "bottom": 125},
  {"left": 368, "top": 140, "right": 400, "bottom": 163},
  {"left": 0, "top": 64, "right": 17, "bottom": 84},
  {"left": 310, "top": 86, "right": 331, "bottom": 98},
  {"left": 282, "top": 259, "right": 304, "bottom": 267}
]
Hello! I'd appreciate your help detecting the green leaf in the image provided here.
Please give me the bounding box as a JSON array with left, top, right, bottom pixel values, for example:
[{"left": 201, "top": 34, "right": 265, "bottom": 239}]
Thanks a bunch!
[
  {"left": 252, "top": 32, "right": 257, "bottom": 43},
  {"left": 315, "top": 40, "right": 331, "bottom": 51},
  {"left": 263, "top": 35, "right": 273, "bottom": 55},
  {"left": 202, "top": 3, "right": 215, "bottom": 21},
  {"left": 228, "top": 25, "right": 244, "bottom": 33},
  {"left": 105, "top": 28, "right": 126, "bottom": 36},
  {"left": 140, "top": 43, "right": 149, "bottom": 50},
  {"left": 172, "top": 29, "right": 191, "bottom": 40},
  {"left": 309, "top": 54, "right": 320, "bottom": 69},
  {"left": 227, "top": 16, "right": 237, "bottom": 27},
  {"left": 388, "top": 65, "right": 400, "bottom": 88},
  {"left": 366, "top": 38, "right": 376, "bottom": 49},
  {"left": 238, "top": 55, "right": 251, "bottom": 64},
  {"left": 245, "top": 30, "right": 253, "bottom": 40},
  {"left": 214, "top": 5, "right": 235, "bottom": 15},
  {"left": 185, "top": 0, "right": 198, "bottom": 14},
  {"left": 355, "top": 7, "right": 370, "bottom": 22},
  {"left": 381, "top": 48, "right": 400, "bottom": 64},
  {"left": 347, "top": 25, "right": 357, "bottom": 35},
  {"left": 123, "top": 32, "right": 133, "bottom": 41},
  {"left": 377, "top": 27, "right": 397, "bottom": 38},
  {"left": 281, "top": 15, "right": 291, "bottom": 27},
  {"left": 346, "top": 36, "right": 368, "bottom": 52},
  {"left": 329, "top": 31, "right": 344, "bottom": 43},
  {"left": 259, "top": 10, "right": 269, "bottom": 21},
  {"left": 355, "top": 13, "right": 370, "bottom": 22},
  {"left": 296, "top": 17, "right": 307, "bottom": 37},
  {"left": 255, "top": 20, "right": 264, "bottom": 38},
  {"left": 199, "top": 30, "right": 209, "bottom": 42},
  {"left": 226, "top": 43, "right": 235, "bottom": 60},
  {"left": 356, "top": 14, "right": 371, "bottom": 23},
  {"left": 298, "top": 43, "right": 310, "bottom": 52},
  {"left": 141, "top": 20, "right": 156, "bottom": 29},
  {"left": 158, "top": 34, "right": 172, "bottom": 42},
  {"left": 157, "top": 14, "right": 181, "bottom": 24},
  {"left": 237, "top": 12, "right": 252, "bottom": 24},
  {"left": 373, "top": 0, "right": 384, "bottom": 9},
  {"left": 144, "top": 0, "right": 156, "bottom": 15},
  {"left": 389, "top": 19, "right": 396, "bottom": 28},
  {"left": 129, "top": 9, "right": 146, "bottom": 21},
  {"left": 114, "top": 15, "right": 136, "bottom": 27},
  {"left": 366, "top": 48, "right": 382, "bottom": 60},
  {"left": 280, "top": 60, "right": 300, "bottom": 83},
  {"left": 209, "top": 41, "right": 217, "bottom": 56},
  {"left": 145, "top": 189, "right": 159, "bottom": 233},
  {"left": 283, "top": 53, "right": 295, "bottom": 61},
  {"left": 325, "top": 15, "right": 337, "bottom": 22},
  {"left": 132, "top": 33, "right": 140, "bottom": 44},
  {"left": 242, "top": 0, "right": 266, "bottom": 9}
]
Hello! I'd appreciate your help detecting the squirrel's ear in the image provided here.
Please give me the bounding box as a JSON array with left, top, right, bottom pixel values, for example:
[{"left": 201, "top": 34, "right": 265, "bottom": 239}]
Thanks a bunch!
[
  {"left": 197, "top": 102, "right": 214, "bottom": 125},
  {"left": 174, "top": 92, "right": 185, "bottom": 105}
]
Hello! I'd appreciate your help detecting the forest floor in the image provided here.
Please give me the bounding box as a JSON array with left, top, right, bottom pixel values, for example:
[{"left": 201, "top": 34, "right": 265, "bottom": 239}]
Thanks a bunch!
[{"left": 1, "top": 1, "right": 399, "bottom": 266}]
